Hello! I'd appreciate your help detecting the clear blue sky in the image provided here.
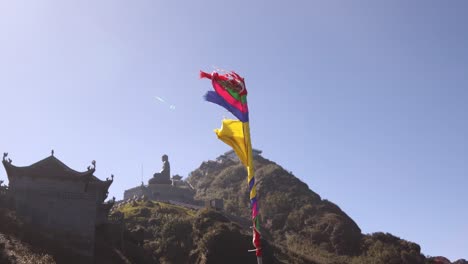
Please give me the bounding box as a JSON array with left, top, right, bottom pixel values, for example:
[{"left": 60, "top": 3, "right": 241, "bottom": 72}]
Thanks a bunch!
[{"left": 0, "top": 0, "right": 467, "bottom": 261}]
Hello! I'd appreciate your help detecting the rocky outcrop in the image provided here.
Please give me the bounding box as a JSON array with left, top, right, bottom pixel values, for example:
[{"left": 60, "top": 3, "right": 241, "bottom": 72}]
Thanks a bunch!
[
  {"left": 188, "top": 155, "right": 362, "bottom": 256},
  {"left": 430, "top": 256, "right": 452, "bottom": 264}
]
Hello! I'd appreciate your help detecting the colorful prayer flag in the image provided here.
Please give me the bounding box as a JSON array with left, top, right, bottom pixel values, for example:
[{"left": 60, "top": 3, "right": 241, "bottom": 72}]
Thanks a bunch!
[{"left": 201, "top": 70, "right": 262, "bottom": 258}]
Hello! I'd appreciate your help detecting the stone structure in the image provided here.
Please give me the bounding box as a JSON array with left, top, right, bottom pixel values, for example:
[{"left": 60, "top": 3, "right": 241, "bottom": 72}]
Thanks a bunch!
[
  {"left": 125, "top": 155, "right": 201, "bottom": 206},
  {"left": 171, "top": 174, "right": 183, "bottom": 186},
  {"left": 124, "top": 183, "right": 196, "bottom": 204},
  {"left": 148, "top": 154, "right": 171, "bottom": 185},
  {"left": 2, "top": 152, "right": 114, "bottom": 259},
  {"left": 217, "top": 149, "right": 263, "bottom": 163},
  {"left": 206, "top": 199, "right": 224, "bottom": 211}
]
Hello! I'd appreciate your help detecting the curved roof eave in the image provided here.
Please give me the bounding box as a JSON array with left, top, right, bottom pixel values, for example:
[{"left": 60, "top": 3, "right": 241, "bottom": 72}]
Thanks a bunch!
[{"left": 2, "top": 154, "right": 96, "bottom": 180}]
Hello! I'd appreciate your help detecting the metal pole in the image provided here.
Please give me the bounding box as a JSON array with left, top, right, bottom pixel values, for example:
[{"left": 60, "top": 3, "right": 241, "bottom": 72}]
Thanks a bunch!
[{"left": 257, "top": 256, "right": 263, "bottom": 264}]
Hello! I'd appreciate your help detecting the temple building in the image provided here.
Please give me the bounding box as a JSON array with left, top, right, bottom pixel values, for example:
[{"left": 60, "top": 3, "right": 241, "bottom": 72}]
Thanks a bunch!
[
  {"left": 2, "top": 152, "right": 114, "bottom": 259},
  {"left": 217, "top": 149, "right": 263, "bottom": 163}
]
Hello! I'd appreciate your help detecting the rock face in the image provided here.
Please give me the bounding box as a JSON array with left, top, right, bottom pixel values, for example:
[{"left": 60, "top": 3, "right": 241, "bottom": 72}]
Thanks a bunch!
[
  {"left": 427, "top": 257, "right": 468, "bottom": 264},
  {"left": 187, "top": 155, "right": 363, "bottom": 256},
  {"left": 430, "top": 256, "right": 452, "bottom": 264},
  {"left": 356, "top": 232, "right": 426, "bottom": 264}
]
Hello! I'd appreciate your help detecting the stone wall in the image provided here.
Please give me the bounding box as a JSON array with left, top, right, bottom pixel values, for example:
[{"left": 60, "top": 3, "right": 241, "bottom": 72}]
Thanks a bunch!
[
  {"left": 123, "top": 185, "right": 147, "bottom": 200},
  {"left": 124, "top": 183, "right": 196, "bottom": 204}
]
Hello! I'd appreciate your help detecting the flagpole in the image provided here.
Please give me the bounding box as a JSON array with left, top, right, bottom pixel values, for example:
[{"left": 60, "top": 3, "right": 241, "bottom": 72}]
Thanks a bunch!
[
  {"left": 242, "top": 122, "right": 262, "bottom": 264},
  {"left": 200, "top": 70, "right": 262, "bottom": 263}
]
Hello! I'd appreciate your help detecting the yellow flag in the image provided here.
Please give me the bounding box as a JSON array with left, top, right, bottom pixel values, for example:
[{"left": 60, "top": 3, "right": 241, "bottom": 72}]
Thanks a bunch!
[
  {"left": 215, "top": 119, "right": 255, "bottom": 194},
  {"left": 215, "top": 119, "right": 251, "bottom": 167}
]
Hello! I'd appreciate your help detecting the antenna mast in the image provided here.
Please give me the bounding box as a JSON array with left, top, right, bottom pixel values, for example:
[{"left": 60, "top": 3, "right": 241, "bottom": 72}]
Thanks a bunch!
[{"left": 141, "top": 163, "right": 144, "bottom": 185}]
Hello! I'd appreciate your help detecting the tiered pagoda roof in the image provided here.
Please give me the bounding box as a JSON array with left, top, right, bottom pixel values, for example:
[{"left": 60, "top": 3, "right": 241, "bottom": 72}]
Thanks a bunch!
[{"left": 2, "top": 152, "right": 113, "bottom": 196}]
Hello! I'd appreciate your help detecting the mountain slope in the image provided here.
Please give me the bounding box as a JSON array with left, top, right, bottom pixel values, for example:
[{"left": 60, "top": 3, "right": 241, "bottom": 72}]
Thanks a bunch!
[
  {"left": 187, "top": 155, "right": 435, "bottom": 264},
  {"left": 109, "top": 199, "right": 314, "bottom": 264},
  {"left": 188, "top": 156, "right": 362, "bottom": 256}
]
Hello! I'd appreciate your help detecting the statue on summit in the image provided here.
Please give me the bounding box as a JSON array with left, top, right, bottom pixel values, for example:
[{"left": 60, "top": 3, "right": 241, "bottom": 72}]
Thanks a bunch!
[{"left": 149, "top": 154, "right": 171, "bottom": 185}]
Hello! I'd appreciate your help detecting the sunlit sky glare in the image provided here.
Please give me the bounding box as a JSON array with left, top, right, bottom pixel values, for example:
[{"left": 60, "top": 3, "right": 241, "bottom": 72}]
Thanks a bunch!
[{"left": 0, "top": 0, "right": 467, "bottom": 261}]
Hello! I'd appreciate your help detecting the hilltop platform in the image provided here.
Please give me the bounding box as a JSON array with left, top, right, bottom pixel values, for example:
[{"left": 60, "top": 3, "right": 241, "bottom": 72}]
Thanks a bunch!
[{"left": 123, "top": 183, "right": 196, "bottom": 204}]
